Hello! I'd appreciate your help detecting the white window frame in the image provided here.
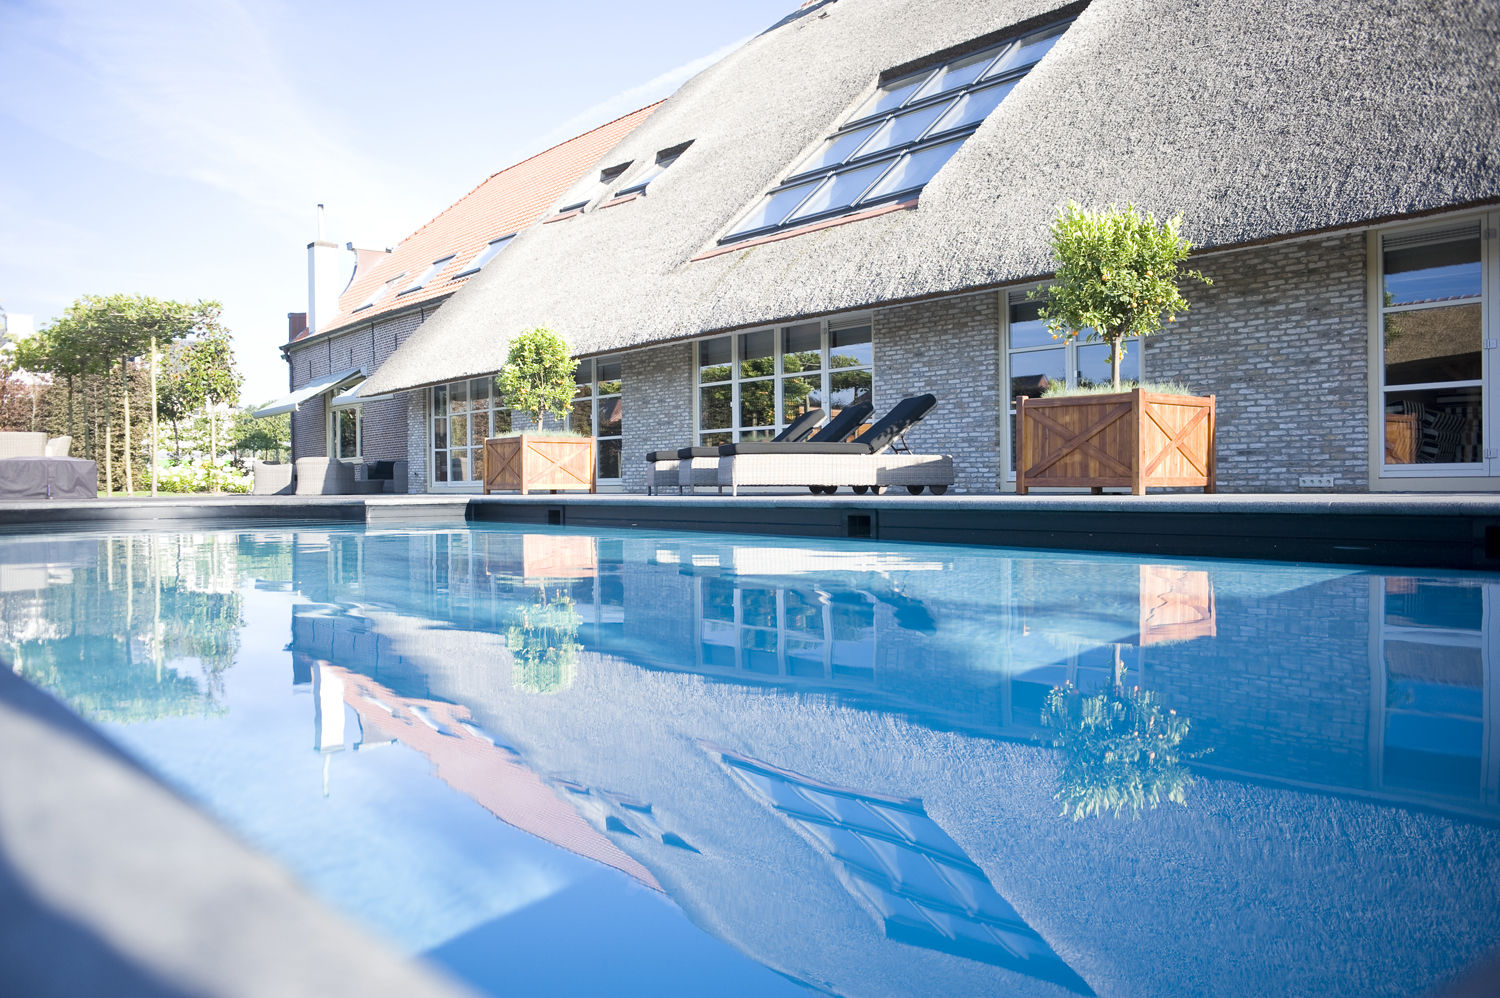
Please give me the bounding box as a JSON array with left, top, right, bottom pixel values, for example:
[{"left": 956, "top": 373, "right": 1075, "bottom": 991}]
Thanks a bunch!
[
  {"left": 328, "top": 403, "right": 362, "bottom": 462},
  {"left": 999, "top": 286, "right": 1144, "bottom": 483},
  {"left": 573, "top": 356, "right": 625, "bottom": 487},
  {"left": 1368, "top": 210, "right": 1500, "bottom": 490},
  {"left": 428, "top": 376, "right": 511, "bottom": 490},
  {"left": 693, "top": 315, "right": 874, "bottom": 446}
]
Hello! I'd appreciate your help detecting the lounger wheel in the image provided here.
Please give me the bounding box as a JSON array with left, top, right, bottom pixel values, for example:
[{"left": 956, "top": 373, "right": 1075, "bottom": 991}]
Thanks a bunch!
[
  {"left": 906, "top": 485, "right": 925, "bottom": 495},
  {"left": 851, "top": 485, "right": 868, "bottom": 495},
  {"left": 870, "top": 485, "right": 885, "bottom": 495},
  {"left": 928, "top": 484, "right": 948, "bottom": 495}
]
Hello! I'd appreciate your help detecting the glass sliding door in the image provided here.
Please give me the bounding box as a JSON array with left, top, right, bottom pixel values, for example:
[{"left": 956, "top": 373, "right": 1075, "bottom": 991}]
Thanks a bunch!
[{"left": 1379, "top": 220, "right": 1488, "bottom": 473}]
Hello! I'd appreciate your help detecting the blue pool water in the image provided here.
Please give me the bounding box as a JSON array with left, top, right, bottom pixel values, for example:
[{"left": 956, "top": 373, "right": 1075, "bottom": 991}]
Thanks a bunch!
[{"left": 2, "top": 523, "right": 1498, "bottom": 996}]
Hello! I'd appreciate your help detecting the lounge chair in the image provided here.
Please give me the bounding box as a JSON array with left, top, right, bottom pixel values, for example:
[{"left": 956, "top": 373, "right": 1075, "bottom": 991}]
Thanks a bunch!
[
  {"left": 645, "top": 406, "right": 826, "bottom": 495},
  {"left": 678, "top": 398, "right": 875, "bottom": 494},
  {"left": 715, "top": 393, "right": 953, "bottom": 496}
]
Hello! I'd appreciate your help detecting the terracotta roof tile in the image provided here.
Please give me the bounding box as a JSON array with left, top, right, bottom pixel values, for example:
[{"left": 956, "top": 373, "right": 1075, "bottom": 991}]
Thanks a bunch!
[{"left": 312, "top": 102, "right": 663, "bottom": 338}]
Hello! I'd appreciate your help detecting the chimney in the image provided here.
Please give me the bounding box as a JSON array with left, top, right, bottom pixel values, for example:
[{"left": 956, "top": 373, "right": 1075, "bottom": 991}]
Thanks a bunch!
[
  {"left": 287, "top": 312, "right": 308, "bottom": 341},
  {"left": 306, "top": 204, "right": 348, "bottom": 335}
]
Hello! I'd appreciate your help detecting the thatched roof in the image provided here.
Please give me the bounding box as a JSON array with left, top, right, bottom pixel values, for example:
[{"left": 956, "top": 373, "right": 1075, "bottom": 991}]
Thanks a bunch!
[{"left": 360, "top": 0, "right": 1500, "bottom": 396}]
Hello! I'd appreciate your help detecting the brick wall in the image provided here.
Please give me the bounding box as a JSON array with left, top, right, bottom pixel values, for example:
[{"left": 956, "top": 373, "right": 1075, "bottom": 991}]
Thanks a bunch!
[
  {"left": 405, "top": 390, "right": 428, "bottom": 493},
  {"left": 286, "top": 309, "right": 428, "bottom": 466},
  {"left": 874, "top": 293, "right": 1002, "bottom": 494},
  {"left": 1147, "top": 234, "right": 1369, "bottom": 492},
  {"left": 621, "top": 342, "right": 694, "bottom": 494}
]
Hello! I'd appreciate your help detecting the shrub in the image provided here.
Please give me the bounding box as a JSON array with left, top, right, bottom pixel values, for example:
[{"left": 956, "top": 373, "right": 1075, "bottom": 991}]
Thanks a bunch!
[
  {"left": 1033, "top": 202, "right": 1211, "bottom": 390},
  {"left": 496, "top": 327, "right": 575, "bottom": 432}
]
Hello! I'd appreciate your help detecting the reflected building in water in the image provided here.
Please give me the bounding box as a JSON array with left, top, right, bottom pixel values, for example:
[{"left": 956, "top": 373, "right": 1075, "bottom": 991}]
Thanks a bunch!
[{"left": 270, "top": 527, "right": 1500, "bottom": 996}]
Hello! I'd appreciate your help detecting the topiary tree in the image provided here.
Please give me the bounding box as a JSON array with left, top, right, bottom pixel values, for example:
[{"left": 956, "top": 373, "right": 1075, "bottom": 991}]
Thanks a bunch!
[
  {"left": 496, "top": 326, "right": 576, "bottom": 433},
  {"left": 1033, "top": 202, "right": 1211, "bottom": 390}
]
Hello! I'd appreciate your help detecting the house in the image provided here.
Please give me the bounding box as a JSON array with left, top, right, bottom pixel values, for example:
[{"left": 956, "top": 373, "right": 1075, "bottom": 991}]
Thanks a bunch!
[
  {"left": 302, "top": 0, "right": 1500, "bottom": 494},
  {"left": 265, "top": 104, "right": 661, "bottom": 492}
]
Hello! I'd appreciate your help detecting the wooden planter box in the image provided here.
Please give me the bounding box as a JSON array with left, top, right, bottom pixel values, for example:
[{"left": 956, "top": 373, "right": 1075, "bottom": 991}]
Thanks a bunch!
[
  {"left": 482, "top": 434, "right": 595, "bottom": 495},
  {"left": 1016, "top": 389, "right": 1216, "bottom": 495}
]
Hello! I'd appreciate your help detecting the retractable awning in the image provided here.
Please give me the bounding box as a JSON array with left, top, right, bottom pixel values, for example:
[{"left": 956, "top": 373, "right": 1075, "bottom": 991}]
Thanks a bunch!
[
  {"left": 253, "top": 367, "right": 363, "bottom": 418},
  {"left": 329, "top": 379, "right": 392, "bottom": 410}
]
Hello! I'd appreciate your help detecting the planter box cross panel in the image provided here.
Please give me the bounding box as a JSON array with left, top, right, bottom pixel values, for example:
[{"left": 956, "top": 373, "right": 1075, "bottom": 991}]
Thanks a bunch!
[
  {"left": 1016, "top": 389, "right": 1216, "bottom": 495},
  {"left": 483, "top": 434, "right": 596, "bottom": 495}
]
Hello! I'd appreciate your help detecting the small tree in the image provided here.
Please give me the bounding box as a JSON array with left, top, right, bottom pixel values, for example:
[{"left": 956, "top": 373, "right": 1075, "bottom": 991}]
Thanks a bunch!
[
  {"left": 496, "top": 327, "right": 576, "bottom": 432},
  {"left": 1033, "top": 202, "right": 1211, "bottom": 390}
]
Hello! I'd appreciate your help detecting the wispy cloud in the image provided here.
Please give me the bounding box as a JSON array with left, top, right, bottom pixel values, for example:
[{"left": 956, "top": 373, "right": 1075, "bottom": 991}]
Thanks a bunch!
[{"left": 0, "top": 0, "right": 415, "bottom": 234}]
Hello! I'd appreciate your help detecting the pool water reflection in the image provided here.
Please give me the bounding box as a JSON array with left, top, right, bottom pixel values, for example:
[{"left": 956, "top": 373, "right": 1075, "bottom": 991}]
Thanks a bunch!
[{"left": 1, "top": 525, "right": 1497, "bottom": 997}]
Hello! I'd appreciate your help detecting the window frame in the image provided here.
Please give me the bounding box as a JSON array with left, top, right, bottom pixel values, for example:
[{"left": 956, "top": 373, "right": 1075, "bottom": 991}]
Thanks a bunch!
[
  {"left": 693, "top": 315, "right": 874, "bottom": 447},
  {"left": 572, "top": 356, "right": 625, "bottom": 485},
  {"left": 352, "top": 273, "right": 406, "bottom": 313},
  {"left": 719, "top": 18, "right": 1072, "bottom": 245},
  {"left": 427, "top": 375, "right": 512, "bottom": 489},
  {"left": 328, "top": 401, "right": 362, "bottom": 463},
  {"left": 614, "top": 143, "right": 692, "bottom": 198},
  {"left": 1001, "top": 285, "right": 1144, "bottom": 483},
  {"left": 453, "top": 234, "right": 515, "bottom": 279},
  {"left": 1369, "top": 212, "right": 1497, "bottom": 486},
  {"left": 398, "top": 255, "right": 456, "bottom": 296}
]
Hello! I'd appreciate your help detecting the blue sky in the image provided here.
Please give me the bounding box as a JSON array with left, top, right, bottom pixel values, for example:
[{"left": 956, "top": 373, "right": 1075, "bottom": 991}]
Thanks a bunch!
[{"left": 0, "top": 0, "right": 796, "bottom": 403}]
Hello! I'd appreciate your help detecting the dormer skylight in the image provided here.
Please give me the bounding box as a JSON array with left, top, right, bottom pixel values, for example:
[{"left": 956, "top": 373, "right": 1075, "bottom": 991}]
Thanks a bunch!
[
  {"left": 615, "top": 142, "right": 692, "bottom": 198},
  {"left": 720, "top": 18, "right": 1070, "bottom": 244},
  {"left": 354, "top": 273, "right": 406, "bottom": 311},
  {"left": 559, "top": 162, "right": 632, "bottom": 215},
  {"left": 455, "top": 234, "right": 514, "bottom": 278},
  {"left": 398, "top": 255, "right": 456, "bottom": 295}
]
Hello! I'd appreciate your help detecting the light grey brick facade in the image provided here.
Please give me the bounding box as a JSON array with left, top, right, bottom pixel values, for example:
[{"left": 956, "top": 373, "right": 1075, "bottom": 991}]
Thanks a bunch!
[
  {"left": 874, "top": 293, "right": 1001, "bottom": 494},
  {"left": 285, "top": 232, "right": 1396, "bottom": 496},
  {"left": 621, "top": 342, "right": 693, "bottom": 494},
  {"left": 1147, "top": 234, "right": 1370, "bottom": 492}
]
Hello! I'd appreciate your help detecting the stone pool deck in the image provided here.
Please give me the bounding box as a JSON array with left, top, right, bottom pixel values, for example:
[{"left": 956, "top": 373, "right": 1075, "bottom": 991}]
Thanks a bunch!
[{"left": 1, "top": 491, "right": 1499, "bottom": 569}]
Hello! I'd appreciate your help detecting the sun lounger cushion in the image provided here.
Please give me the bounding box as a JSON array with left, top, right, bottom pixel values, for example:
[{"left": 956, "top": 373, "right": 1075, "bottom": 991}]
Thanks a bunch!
[{"left": 672, "top": 406, "right": 829, "bottom": 460}]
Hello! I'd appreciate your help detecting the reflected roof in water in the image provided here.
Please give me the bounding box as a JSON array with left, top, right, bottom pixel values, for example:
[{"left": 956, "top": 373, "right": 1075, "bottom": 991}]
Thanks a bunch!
[{"left": 1, "top": 524, "right": 1497, "bottom": 997}]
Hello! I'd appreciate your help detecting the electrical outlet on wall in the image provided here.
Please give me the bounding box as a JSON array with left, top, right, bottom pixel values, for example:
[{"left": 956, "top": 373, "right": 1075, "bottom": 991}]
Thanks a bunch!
[{"left": 1298, "top": 475, "right": 1336, "bottom": 488}]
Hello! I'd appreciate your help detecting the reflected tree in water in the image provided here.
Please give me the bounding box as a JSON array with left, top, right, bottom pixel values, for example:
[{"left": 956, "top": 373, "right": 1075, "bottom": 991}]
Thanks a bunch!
[
  {"left": 1044, "top": 657, "right": 1198, "bottom": 821},
  {"left": 1, "top": 535, "right": 244, "bottom": 722},
  {"left": 507, "top": 584, "right": 581, "bottom": 695}
]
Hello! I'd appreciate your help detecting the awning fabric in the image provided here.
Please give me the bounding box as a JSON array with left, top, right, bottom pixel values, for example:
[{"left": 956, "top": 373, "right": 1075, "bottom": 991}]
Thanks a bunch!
[
  {"left": 254, "top": 368, "right": 363, "bottom": 418},
  {"left": 329, "top": 379, "right": 391, "bottom": 410}
]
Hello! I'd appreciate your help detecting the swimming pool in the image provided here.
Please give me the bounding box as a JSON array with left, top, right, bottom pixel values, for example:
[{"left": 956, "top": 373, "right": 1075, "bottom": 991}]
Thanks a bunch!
[{"left": 2, "top": 523, "right": 1497, "bottom": 996}]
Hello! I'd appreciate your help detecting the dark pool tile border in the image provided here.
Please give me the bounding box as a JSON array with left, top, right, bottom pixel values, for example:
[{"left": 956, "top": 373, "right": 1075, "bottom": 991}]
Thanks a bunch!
[{"left": 4, "top": 494, "right": 1500, "bottom": 571}]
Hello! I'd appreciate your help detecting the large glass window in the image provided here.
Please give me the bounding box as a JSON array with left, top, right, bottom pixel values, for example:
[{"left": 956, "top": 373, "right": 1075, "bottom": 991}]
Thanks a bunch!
[
  {"left": 721, "top": 19, "right": 1070, "bottom": 243},
  {"left": 1379, "top": 222, "right": 1485, "bottom": 469},
  {"left": 430, "top": 377, "right": 511, "bottom": 486},
  {"left": 1005, "top": 290, "right": 1141, "bottom": 475},
  {"left": 573, "top": 357, "right": 624, "bottom": 482},
  {"left": 695, "top": 319, "right": 873, "bottom": 445}
]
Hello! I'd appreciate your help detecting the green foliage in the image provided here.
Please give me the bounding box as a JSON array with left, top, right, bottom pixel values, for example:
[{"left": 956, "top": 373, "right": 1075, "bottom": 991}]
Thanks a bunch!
[
  {"left": 230, "top": 406, "right": 290, "bottom": 458},
  {"left": 156, "top": 460, "right": 252, "bottom": 494},
  {"left": 1033, "top": 202, "right": 1211, "bottom": 389},
  {"left": 496, "top": 327, "right": 576, "bottom": 429},
  {"left": 1044, "top": 680, "right": 1201, "bottom": 821},
  {"left": 508, "top": 586, "right": 581, "bottom": 694},
  {"left": 1040, "top": 378, "right": 1198, "bottom": 398}
]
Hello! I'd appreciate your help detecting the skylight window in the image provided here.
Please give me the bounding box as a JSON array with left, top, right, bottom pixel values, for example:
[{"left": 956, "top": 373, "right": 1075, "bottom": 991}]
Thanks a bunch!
[
  {"left": 720, "top": 19, "right": 1070, "bottom": 244},
  {"left": 398, "top": 255, "right": 455, "bottom": 295},
  {"left": 354, "top": 273, "right": 406, "bottom": 311},
  {"left": 558, "top": 162, "right": 632, "bottom": 215},
  {"left": 615, "top": 143, "right": 692, "bottom": 198},
  {"left": 456, "top": 235, "right": 514, "bottom": 277}
]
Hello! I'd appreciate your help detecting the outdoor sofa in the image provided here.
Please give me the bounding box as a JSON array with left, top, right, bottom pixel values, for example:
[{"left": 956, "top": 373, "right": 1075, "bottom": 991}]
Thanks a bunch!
[
  {"left": 0, "top": 432, "right": 97, "bottom": 500},
  {"left": 714, "top": 394, "right": 953, "bottom": 496},
  {"left": 644, "top": 406, "right": 828, "bottom": 494}
]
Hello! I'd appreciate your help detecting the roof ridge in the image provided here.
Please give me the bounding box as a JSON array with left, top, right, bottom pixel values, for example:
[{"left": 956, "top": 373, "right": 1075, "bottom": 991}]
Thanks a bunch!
[{"left": 394, "top": 100, "right": 667, "bottom": 248}]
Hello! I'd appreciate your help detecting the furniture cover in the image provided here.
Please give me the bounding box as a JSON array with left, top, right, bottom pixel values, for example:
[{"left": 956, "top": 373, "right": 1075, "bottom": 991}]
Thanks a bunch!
[{"left": 0, "top": 457, "right": 98, "bottom": 499}]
